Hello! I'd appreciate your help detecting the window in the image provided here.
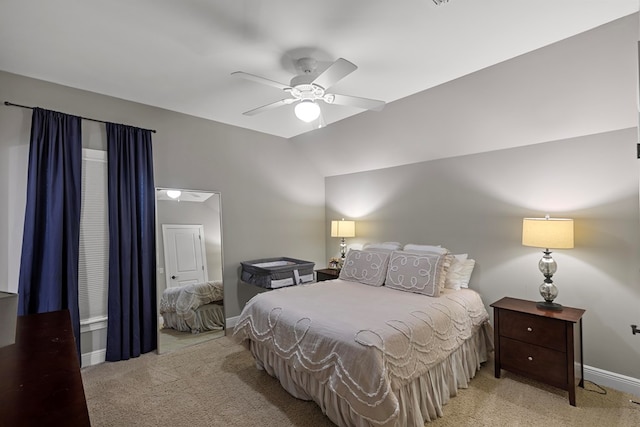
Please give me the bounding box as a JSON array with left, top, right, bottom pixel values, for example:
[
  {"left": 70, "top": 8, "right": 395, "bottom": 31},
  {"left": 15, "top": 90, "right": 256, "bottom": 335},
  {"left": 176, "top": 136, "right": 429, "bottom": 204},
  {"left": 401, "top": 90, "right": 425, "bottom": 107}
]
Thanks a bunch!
[{"left": 78, "top": 149, "right": 109, "bottom": 332}]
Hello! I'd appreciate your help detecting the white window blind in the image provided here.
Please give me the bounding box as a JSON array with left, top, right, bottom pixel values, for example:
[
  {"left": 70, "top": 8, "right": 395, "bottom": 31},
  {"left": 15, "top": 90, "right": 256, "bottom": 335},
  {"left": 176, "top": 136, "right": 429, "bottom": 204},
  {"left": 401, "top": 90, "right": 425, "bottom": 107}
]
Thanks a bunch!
[{"left": 78, "top": 149, "right": 109, "bottom": 324}]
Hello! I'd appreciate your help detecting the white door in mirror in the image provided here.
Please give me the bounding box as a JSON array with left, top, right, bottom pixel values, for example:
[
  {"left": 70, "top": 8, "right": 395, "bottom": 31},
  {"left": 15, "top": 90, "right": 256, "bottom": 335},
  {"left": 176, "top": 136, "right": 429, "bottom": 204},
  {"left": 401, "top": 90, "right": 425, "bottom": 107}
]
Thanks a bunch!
[{"left": 162, "top": 224, "right": 208, "bottom": 289}]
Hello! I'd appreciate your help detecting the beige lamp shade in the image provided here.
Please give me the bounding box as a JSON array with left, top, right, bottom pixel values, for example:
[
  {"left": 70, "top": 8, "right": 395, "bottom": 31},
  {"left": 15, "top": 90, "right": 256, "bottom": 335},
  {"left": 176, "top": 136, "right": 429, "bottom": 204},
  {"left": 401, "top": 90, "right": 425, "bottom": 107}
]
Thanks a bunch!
[
  {"left": 331, "top": 220, "right": 355, "bottom": 238},
  {"left": 522, "top": 217, "right": 574, "bottom": 249}
]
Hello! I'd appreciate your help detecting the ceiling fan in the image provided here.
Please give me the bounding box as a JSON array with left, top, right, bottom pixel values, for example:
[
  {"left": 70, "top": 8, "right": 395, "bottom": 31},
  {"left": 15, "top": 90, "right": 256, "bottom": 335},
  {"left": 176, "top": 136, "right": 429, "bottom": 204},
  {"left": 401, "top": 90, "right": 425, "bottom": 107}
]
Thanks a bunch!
[{"left": 232, "top": 57, "right": 385, "bottom": 123}]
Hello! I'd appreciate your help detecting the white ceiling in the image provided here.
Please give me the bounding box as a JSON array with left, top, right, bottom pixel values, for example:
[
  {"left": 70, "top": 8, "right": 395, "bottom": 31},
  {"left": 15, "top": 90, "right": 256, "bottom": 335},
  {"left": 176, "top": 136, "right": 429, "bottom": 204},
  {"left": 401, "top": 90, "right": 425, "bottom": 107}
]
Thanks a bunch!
[{"left": 0, "top": 0, "right": 637, "bottom": 139}]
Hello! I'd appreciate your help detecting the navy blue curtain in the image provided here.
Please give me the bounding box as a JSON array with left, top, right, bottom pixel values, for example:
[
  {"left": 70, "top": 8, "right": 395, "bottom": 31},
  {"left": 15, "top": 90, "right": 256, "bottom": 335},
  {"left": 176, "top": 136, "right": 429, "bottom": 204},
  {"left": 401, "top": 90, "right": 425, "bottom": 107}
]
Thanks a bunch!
[
  {"left": 18, "top": 108, "right": 82, "bottom": 359},
  {"left": 105, "top": 123, "right": 157, "bottom": 361}
]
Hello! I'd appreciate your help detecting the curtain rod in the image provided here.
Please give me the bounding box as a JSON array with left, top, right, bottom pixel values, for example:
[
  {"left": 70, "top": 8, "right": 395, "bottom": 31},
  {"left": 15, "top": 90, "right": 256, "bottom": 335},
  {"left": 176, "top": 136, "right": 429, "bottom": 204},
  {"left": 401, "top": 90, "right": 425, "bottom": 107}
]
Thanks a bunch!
[{"left": 3, "top": 101, "right": 157, "bottom": 133}]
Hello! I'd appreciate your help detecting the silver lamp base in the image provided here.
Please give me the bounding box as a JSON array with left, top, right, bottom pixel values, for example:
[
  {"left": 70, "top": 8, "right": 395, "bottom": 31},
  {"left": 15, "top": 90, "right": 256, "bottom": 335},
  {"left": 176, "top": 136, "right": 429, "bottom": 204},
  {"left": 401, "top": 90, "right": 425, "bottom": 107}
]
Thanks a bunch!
[
  {"left": 536, "top": 301, "right": 563, "bottom": 311},
  {"left": 536, "top": 251, "right": 563, "bottom": 311}
]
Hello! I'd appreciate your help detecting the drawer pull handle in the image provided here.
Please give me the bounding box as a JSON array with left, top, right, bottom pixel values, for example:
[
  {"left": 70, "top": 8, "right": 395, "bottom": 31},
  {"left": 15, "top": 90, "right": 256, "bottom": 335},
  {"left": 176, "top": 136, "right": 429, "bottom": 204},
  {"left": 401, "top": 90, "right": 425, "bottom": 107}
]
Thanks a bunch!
[
  {"left": 528, "top": 356, "right": 533, "bottom": 361},
  {"left": 527, "top": 327, "right": 532, "bottom": 332}
]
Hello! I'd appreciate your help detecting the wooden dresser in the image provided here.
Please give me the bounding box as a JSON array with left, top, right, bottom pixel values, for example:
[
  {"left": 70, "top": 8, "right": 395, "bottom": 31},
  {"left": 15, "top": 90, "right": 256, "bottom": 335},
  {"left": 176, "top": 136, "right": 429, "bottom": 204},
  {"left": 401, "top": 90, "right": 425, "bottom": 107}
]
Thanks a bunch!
[
  {"left": 491, "top": 297, "right": 585, "bottom": 406},
  {"left": 0, "top": 310, "right": 91, "bottom": 426}
]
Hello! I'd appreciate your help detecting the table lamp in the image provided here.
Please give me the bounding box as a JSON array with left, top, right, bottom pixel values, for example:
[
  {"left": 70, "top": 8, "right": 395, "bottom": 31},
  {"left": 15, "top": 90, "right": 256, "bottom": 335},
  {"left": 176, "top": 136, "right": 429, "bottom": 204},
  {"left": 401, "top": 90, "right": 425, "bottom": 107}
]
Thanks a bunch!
[
  {"left": 331, "top": 219, "right": 355, "bottom": 260},
  {"left": 522, "top": 216, "right": 574, "bottom": 311}
]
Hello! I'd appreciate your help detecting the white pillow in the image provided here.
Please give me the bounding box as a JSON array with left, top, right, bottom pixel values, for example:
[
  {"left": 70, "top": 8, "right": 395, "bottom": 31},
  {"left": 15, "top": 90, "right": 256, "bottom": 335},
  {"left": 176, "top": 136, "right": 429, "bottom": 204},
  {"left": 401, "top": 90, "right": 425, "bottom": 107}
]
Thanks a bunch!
[
  {"left": 453, "top": 253, "right": 468, "bottom": 262},
  {"left": 363, "top": 242, "right": 402, "bottom": 251},
  {"left": 385, "top": 250, "right": 446, "bottom": 297},
  {"left": 459, "top": 259, "right": 475, "bottom": 288},
  {"left": 403, "top": 244, "right": 447, "bottom": 255},
  {"left": 445, "top": 258, "right": 476, "bottom": 290},
  {"left": 443, "top": 254, "right": 467, "bottom": 290},
  {"left": 339, "top": 250, "right": 390, "bottom": 287},
  {"left": 346, "top": 242, "right": 364, "bottom": 252}
]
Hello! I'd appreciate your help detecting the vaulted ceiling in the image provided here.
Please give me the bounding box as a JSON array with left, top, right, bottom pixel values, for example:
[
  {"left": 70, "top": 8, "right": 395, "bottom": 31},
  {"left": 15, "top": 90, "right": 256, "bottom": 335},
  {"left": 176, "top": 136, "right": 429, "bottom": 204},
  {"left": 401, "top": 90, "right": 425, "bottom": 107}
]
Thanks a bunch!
[{"left": 0, "top": 1, "right": 637, "bottom": 140}]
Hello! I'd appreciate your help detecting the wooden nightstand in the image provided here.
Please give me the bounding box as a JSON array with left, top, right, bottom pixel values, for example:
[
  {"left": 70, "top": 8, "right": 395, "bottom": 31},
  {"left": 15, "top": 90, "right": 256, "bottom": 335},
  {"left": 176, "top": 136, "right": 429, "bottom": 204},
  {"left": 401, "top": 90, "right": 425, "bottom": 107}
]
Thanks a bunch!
[
  {"left": 316, "top": 268, "right": 340, "bottom": 282},
  {"left": 491, "top": 297, "right": 585, "bottom": 406}
]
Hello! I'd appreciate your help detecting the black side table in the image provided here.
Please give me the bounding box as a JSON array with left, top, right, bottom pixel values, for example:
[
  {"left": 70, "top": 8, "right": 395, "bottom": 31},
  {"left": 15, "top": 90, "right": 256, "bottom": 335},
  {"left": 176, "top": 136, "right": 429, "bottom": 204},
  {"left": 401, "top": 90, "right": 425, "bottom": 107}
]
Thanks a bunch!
[{"left": 316, "top": 268, "right": 340, "bottom": 282}]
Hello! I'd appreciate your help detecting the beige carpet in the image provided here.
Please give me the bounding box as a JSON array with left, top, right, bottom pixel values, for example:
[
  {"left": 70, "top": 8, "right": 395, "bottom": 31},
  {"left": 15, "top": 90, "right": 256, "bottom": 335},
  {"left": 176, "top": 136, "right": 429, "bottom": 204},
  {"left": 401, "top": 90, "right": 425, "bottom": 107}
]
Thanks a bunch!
[
  {"left": 157, "top": 326, "right": 225, "bottom": 354},
  {"left": 81, "top": 336, "right": 640, "bottom": 427}
]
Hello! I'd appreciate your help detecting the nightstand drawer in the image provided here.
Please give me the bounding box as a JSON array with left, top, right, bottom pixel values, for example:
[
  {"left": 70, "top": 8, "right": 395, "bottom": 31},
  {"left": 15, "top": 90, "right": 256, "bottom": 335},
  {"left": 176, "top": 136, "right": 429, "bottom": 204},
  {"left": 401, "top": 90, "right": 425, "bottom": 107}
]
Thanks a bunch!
[
  {"left": 500, "top": 337, "right": 567, "bottom": 386},
  {"left": 499, "top": 310, "right": 566, "bottom": 352}
]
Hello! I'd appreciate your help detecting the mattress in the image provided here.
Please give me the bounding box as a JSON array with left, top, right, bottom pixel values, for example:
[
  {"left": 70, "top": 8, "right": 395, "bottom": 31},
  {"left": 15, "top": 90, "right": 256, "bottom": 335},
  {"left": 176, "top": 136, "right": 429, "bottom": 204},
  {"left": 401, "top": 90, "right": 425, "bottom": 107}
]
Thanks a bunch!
[{"left": 233, "top": 279, "right": 492, "bottom": 426}]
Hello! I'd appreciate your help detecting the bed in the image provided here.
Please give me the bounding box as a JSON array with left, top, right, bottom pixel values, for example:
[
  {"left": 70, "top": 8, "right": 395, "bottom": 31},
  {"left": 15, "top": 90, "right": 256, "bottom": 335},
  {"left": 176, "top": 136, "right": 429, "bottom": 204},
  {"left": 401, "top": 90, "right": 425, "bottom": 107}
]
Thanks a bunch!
[
  {"left": 233, "top": 247, "right": 493, "bottom": 426},
  {"left": 159, "top": 280, "right": 225, "bottom": 333}
]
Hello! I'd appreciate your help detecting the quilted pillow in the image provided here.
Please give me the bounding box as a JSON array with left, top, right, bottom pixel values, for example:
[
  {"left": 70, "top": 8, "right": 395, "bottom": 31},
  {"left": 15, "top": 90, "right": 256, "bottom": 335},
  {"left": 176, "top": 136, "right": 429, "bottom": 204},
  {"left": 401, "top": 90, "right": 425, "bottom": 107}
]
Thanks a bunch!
[
  {"left": 339, "top": 250, "right": 390, "bottom": 287},
  {"left": 385, "top": 250, "right": 446, "bottom": 297},
  {"left": 402, "top": 246, "right": 453, "bottom": 290}
]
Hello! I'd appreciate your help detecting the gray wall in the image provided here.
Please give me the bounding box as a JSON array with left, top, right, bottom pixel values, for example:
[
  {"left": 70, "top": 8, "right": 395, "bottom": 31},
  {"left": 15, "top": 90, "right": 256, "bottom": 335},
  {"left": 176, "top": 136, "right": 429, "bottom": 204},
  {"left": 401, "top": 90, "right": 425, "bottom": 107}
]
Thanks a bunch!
[
  {"left": 0, "top": 70, "right": 326, "bottom": 321},
  {"left": 326, "top": 128, "right": 640, "bottom": 380},
  {"left": 292, "top": 14, "right": 638, "bottom": 177}
]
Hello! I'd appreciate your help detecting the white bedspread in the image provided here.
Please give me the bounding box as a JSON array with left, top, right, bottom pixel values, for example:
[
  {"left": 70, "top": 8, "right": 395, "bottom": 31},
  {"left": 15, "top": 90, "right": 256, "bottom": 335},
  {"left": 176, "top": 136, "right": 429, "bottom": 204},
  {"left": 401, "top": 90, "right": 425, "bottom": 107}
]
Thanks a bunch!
[
  {"left": 233, "top": 279, "right": 489, "bottom": 426},
  {"left": 159, "top": 281, "right": 224, "bottom": 330}
]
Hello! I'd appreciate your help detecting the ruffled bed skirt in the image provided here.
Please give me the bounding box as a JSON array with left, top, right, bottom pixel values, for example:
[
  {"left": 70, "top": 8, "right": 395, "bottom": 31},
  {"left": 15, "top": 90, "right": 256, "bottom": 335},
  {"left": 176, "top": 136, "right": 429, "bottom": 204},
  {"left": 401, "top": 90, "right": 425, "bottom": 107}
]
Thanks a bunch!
[
  {"left": 162, "top": 302, "right": 225, "bottom": 334},
  {"left": 249, "top": 321, "right": 494, "bottom": 427}
]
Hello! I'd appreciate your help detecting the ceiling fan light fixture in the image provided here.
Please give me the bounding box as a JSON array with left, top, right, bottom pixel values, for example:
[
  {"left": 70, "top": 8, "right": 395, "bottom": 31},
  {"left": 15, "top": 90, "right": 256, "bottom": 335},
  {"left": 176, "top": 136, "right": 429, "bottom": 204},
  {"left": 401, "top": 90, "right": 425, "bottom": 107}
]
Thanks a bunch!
[
  {"left": 166, "top": 190, "right": 181, "bottom": 199},
  {"left": 233, "top": 57, "right": 385, "bottom": 121},
  {"left": 294, "top": 100, "right": 320, "bottom": 122}
]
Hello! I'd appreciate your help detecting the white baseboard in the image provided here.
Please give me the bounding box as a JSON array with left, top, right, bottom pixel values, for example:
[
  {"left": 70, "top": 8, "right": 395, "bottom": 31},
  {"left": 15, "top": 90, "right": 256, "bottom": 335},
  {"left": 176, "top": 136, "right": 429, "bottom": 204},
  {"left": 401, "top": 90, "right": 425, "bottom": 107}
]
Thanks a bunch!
[
  {"left": 81, "top": 348, "right": 106, "bottom": 368},
  {"left": 226, "top": 315, "right": 240, "bottom": 329},
  {"left": 584, "top": 364, "right": 640, "bottom": 397}
]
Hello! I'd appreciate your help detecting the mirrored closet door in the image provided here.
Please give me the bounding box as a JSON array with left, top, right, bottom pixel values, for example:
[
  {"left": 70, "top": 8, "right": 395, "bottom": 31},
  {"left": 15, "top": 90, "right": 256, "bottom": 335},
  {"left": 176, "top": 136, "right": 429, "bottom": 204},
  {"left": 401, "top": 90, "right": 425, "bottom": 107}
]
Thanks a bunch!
[{"left": 155, "top": 188, "right": 225, "bottom": 354}]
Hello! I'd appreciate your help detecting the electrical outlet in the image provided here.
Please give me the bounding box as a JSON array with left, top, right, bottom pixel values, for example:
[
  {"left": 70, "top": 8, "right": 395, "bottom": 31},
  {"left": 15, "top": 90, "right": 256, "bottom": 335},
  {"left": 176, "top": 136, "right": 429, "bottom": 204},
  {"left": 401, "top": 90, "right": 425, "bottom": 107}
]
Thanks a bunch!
[{"left": 632, "top": 324, "right": 639, "bottom": 335}]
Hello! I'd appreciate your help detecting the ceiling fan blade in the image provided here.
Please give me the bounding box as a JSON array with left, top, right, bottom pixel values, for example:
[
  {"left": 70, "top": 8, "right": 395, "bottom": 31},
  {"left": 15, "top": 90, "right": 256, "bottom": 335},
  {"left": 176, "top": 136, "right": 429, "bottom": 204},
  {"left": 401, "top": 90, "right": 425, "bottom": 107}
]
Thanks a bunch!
[
  {"left": 242, "top": 99, "right": 293, "bottom": 116},
  {"left": 329, "top": 94, "right": 386, "bottom": 112},
  {"left": 311, "top": 58, "right": 357, "bottom": 90},
  {"left": 317, "top": 108, "right": 326, "bottom": 129},
  {"left": 232, "top": 71, "right": 291, "bottom": 91}
]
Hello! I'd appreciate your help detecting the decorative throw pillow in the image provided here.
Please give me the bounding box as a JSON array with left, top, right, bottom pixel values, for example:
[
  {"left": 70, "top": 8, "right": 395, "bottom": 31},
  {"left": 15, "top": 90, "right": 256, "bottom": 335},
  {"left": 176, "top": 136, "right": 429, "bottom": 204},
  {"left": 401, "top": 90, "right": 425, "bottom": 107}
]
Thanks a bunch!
[
  {"left": 385, "top": 250, "right": 446, "bottom": 297},
  {"left": 402, "top": 245, "right": 452, "bottom": 289},
  {"left": 339, "top": 250, "right": 391, "bottom": 287}
]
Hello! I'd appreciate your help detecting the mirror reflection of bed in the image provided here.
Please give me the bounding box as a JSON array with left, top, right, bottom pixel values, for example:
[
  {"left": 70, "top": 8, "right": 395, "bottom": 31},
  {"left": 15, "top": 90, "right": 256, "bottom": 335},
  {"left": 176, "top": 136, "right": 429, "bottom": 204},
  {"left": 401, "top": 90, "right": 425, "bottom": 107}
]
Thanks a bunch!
[{"left": 155, "top": 188, "right": 225, "bottom": 354}]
